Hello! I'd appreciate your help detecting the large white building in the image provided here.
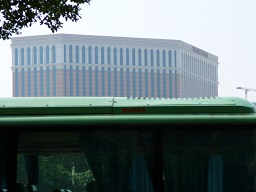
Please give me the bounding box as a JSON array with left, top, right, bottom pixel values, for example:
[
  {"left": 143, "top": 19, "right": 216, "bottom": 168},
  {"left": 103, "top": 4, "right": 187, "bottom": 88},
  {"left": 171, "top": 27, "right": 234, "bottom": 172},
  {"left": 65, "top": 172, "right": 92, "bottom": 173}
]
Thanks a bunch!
[{"left": 11, "top": 34, "right": 219, "bottom": 98}]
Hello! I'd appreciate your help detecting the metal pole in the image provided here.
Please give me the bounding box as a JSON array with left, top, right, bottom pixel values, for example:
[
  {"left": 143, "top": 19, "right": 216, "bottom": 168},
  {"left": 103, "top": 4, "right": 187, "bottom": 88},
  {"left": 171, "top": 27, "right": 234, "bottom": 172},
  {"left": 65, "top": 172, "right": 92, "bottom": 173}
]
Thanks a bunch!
[{"left": 245, "top": 90, "right": 248, "bottom": 100}]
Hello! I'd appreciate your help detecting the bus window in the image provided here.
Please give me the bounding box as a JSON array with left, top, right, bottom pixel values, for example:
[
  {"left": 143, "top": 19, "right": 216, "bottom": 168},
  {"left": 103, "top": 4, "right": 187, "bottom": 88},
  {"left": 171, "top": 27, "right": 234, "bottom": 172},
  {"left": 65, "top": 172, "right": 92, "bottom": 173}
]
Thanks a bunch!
[{"left": 16, "top": 128, "right": 256, "bottom": 192}]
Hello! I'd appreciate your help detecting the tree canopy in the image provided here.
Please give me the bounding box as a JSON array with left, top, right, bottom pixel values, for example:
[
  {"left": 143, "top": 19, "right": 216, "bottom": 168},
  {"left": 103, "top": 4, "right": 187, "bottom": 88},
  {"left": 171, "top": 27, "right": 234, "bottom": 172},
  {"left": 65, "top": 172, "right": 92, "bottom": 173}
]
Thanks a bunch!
[{"left": 0, "top": 0, "right": 91, "bottom": 40}]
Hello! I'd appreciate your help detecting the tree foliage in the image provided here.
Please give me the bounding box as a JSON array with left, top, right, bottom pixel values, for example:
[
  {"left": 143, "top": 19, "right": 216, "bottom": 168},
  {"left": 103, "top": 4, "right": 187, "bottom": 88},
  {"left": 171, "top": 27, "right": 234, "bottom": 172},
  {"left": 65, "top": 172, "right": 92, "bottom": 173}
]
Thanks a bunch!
[
  {"left": 17, "top": 154, "right": 94, "bottom": 192},
  {"left": 0, "top": 0, "right": 91, "bottom": 40}
]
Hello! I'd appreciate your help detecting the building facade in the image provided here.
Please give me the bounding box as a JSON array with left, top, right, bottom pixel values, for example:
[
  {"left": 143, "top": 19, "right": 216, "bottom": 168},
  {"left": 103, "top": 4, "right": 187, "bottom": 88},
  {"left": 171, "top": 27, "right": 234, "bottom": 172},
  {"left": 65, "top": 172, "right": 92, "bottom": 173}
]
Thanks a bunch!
[{"left": 11, "top": 34, "right": 219, "bottom": 98}]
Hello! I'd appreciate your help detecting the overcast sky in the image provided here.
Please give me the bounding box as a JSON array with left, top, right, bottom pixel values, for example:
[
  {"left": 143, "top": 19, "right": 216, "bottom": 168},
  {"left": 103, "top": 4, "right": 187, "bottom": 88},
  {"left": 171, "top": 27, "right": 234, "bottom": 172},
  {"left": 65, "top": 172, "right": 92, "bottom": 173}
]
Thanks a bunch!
[{"left": 0, "top": 0, "right": 256, "bottom": 100}]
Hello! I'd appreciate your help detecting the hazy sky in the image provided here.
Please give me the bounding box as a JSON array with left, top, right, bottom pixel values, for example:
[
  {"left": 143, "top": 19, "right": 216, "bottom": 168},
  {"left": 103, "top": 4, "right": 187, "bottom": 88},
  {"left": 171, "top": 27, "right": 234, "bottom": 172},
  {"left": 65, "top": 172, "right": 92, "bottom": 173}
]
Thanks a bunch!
[{"left": 1, "top": 0, "right": 256, "bottom": 100}]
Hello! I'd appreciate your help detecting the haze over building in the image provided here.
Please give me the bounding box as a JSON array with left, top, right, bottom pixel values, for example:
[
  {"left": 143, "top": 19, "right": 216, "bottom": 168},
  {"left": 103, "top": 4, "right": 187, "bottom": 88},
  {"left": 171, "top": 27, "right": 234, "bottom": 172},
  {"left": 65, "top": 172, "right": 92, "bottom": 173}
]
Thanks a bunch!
[{"left": 11, "top": 34, "right": 219, "bottom": 98}]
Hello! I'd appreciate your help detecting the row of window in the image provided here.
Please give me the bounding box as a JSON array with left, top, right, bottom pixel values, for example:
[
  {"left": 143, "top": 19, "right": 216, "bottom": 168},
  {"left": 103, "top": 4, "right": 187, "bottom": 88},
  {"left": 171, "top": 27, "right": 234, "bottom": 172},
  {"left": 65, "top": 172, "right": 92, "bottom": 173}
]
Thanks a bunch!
[
  {"left": 182, "top": 73, "right": 217, "bottom": 98},
  {"left": 14, "top": 67, "right": 178, "bottom": 98},
  {"left": 64, "top": 45, "right": 177, "bottom": 67},
  {"left": 182, "top": 54, "right": 217, "bottom": 81},
  {"left": 15, "top": 67, "right": 56, "bottom": 97},
  {"left": 14, "top": 46, "right": 56, "bottom": 66}
]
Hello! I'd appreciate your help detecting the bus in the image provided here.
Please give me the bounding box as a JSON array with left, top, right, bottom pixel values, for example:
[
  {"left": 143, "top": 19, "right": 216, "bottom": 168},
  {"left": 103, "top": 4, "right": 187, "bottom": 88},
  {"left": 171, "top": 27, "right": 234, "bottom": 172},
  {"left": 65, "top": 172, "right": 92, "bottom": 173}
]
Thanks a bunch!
[{"left": 1, "top": 96, "right": 256, "bottom": 192}]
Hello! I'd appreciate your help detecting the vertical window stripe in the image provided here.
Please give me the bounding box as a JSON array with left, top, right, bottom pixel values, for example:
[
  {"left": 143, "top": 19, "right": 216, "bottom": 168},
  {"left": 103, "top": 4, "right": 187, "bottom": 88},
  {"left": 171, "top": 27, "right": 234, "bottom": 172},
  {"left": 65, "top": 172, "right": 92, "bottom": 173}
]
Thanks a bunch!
[
  {"left": 151, "top": 69, "right": 154, "bottom": 97},
  {"left": 101, "top": 67, "right": 105, "bottom": 96},
  {"left": 21, "top": 48, "right": 25, "bottom": 66},
  {"left": 126, "top": 68, "right": 130, "bottom": 97},
  {"left": 169, "top": 70, "right": 172, "bottom": 98},
  {"left": 69, "top": 66, "right": 73, "bottom": 96},
  {"left": 15, "top": 48, "right": 18, "bottom": 66},
  {"left": 69, "top": 45, "right": 73, "bottom": 63},
  {"left": 120, "top": 68, "right": 123, "bottom": 96},
  {"left": 46, "top": 46, "right": 49, "bottom": 64},
  {"left": 89, "top": 67, "right": 92, "bottom": 96},
  {"left": 40, "top": 67, "right": 44, "bottom": 96},
  {"left": 34, "top": 67, "right": 37, "bottom": 96},
  {"left": 95, "top": 67, "right": 98, "bottom": 96},
  {"left": 82, "top": 66, "right": 86, "bottom": 96},
  {"left": 21, "top": 68, "right": 25, "bottom": 96},
  {"left": 47, "top": 66, "right": 50, "bottom": 96},
  {"left": 53, "top": 66, "right": 56, "bottom": 96},
  {"left": 145, "top": 69, "right": 148, "bottom": 97},
  {"left": 27, "top": 47, "right": 31, "bottom": 65},
  {"left": 15, "top": 69, "right": 19, "bottom": 96},
  {"left": 133, "top": 69, "right": 136, "bottom": 97},
  {"left": 139, "top": 69, "right": 142, "bottom": 97},
  {"left": 76, "top": 45, "right": 79, "bottom": 64},
  {"left": 27, "top": 68, "right": 31, "bottom": 96},
  {"left": 114, "top": 68, "right": 117, "bottom": 96},
  {"left": 76, "top": 66, "right": 80, "bottom": 96},
  {"left": 108, "top": 67, "right": 111, "bottom": 96},
  {"left": 39, "top": 46, "right": 43, "bottom": 64},
  {"left": 95, "top": 46, "right": 98, "bottom": 64},
  {"left": 82, "top": 46, "right": 86, "bottom": 64}
]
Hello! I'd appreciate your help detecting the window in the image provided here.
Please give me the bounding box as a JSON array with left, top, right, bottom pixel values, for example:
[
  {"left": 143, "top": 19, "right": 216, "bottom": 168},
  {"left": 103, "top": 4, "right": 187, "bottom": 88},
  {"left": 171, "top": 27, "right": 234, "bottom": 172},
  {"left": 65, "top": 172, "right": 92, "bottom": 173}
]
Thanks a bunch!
[
  {"left": 163, "top": 70, "right": 166, "bottom": 98},
  {"left": 120, "top": 68, "right": 123, "bottom": 96},
  {"left": 52, "top": 45, "right": 56, "bottom": 63},
  {"left": 33, "top": 47, "right": 37, "bottom": 64},
  {"left": 76, "top": 66, "right": 80, "bottom": 96},
  {"left": 144, "top": 49, "right": 148, "bottom": 66},
  {"left": 168, "top": 50, "right": 172, "bottom": 67},
  {"left": 69, "top": 45, "right": 73, "bottom": 63},
  {"left": 15, "top": 48, "right": 18, "bottom": 66},
  {"left": 46, "top": 66, "right": 50, "bottom": 96},
  {"left": 88, "top": 46, "right": 92, "bottom": 64},
  {"left": 132, "top": 48, "right": 135, "bottom": 66},
  {"left": 46, "top": 46, "right": 49, "bottom": 64},
  {"left": 138, "top": 49, "right": 142, "bottom": 66},
  {"left": 34, "top": 67, "right": 37, "bottom": 96},
  {"left": 76, "top": 45, "right": 79, "bottom": 64},
  {"left": 101, "top": 47, "right": 104, "bottom": 64},
  {"left": 40, "top": 67, "right": 44, "bottom": 96},
  {"left": 108, "top": 67, "right": 111, "bottom": 96},
  {"left": 120, "top": 48, "right": 123, "bottom": 65},
  {"left": 53, "top": 66, "right": 56, "bottom": 96},
  {"left": 151, "top": 69, "right": 154, "bottom": 97},
  {"left": 39, "top": 46, "right": 43, "bottom": 64},
  {"left": 157, "top": 69, "right": 160, "bottom": 98},
  {"left": 82, "top": 46, "right": 86, "bottom": 64},
  {"left": 107, "top": 47, "right": 111, "bottom": 65},
  {"left": 150, "top": 49, "right": 154, "bottom": 67},
  {"left": 27, "top": 67, "right": 31, "bottom": 97},
  {"left": 169, "top": 70, "right": 172, "bottom": 98},
  {"left": 82, "top": 66, "right": 86, "bottom": 96},
  {"left": 162, "top": 50, "right": 166, "bottom": 67},
  {"left": 89, "top": 67, "right": 92, "bottom": 96},
  {"left": 126, "top": 48, "right": 129, "bottom": 66},
  {"left": 27, "top": 47, "right": 31, "bottom": 65},
  {"left": 114, "top": 68, "right": 117, "bottom": 96},
  {"left": 95, "top": 67, "right": 98, "bottom": 96},
  {"left": 21, "top": 48, "right": 25, "bottom": 66},
  {"left": 133, "top": 68, "right": 136, "bottom": 97},
  {"left": 139, "top": 69, "right": 142, "bottom": 97},
  {"left": 101, "top": 67, "right": 105, "bottom": 96},
  {"left": 69, "top": 66, "right": 73, "bottom": 96},
  {"left": 21, "top": 68, "right": 25, "bottom": 96},
  {"left": 156, "top": 50, "right": 160, "bottom": 67},
  {"left": 95, "top": 46, "right": 98, "bottom": 64},
  {"left": 64, "top": 45, "right": 66, "bottom": 63},
  {"left": 114, "top": 47, "right": 117, "bottom": 65},
  {"left": 15, "top": 68, "right": 19, "bottom": 96},
  {"left": 145, "top": 69, "right": 148, "bottom": 97},
  {"left": 126, "top": 68, "right": 130, "bottom": 97}
]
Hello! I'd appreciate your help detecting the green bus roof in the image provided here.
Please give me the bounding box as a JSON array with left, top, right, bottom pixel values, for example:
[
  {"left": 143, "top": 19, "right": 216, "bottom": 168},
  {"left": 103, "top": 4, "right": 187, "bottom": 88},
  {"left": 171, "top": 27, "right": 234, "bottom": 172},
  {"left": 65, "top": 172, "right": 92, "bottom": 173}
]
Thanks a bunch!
[{"left": 0, "top": 97, "right": 254, "bottom": 115}]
